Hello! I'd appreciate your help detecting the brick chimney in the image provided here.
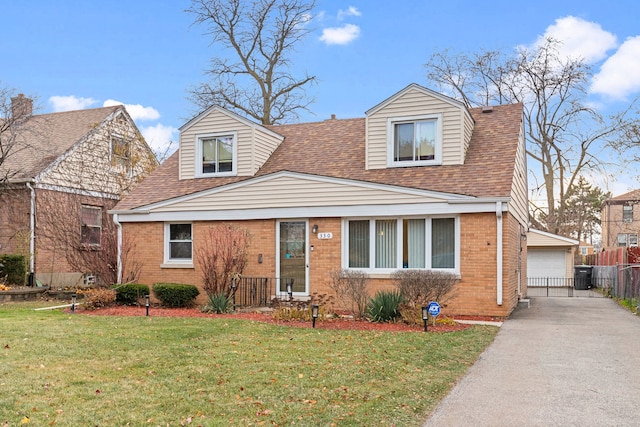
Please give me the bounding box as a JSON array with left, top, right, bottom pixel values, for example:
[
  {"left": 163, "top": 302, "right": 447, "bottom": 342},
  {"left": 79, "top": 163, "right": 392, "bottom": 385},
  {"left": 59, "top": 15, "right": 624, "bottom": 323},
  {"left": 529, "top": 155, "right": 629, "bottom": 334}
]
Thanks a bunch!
[{"left": 11, "top": 94, "right": 33, "bottom": 119}]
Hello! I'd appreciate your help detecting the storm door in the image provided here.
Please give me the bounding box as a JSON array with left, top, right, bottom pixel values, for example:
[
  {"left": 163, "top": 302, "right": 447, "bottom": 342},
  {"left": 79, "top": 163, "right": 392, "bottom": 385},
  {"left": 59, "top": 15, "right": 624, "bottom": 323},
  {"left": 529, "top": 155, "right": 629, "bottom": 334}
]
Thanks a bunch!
[{"left": 277, "top": 221, "right": 308, "bottom": 295}]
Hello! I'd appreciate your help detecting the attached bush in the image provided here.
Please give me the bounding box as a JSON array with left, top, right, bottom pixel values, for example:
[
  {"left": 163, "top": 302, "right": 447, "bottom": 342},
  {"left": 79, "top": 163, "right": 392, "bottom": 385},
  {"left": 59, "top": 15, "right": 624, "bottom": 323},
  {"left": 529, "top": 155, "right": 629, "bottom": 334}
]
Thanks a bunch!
[
  {"left": 202, "top": 292, "right": 232, "bottom": 313},
  {"left": 80, "top": 288, "right": 116, "bottom": 310},
  {"left": 114, "top": 283, "right": 150, "bottom": 306},
  {"left": 153, "top": 283, "right": 200, "bottom": 308},
  {"left": 327, "top": 269, "right": 369, "bottom": 319},
  {"left": 391, "top": 269, "right": 458, "bottom": 307},
  {"left": 367, "top": 290, "right": 403, "bottom": 323},
  {"left": 0, "top": 254, "right": 26, "bottom": 286}
]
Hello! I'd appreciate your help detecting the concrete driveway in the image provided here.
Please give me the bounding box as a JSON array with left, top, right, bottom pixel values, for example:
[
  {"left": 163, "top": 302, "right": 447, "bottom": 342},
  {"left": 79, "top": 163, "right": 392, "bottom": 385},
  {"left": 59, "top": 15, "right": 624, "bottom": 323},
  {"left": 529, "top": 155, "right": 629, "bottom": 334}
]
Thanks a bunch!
[{"left": 424, "top": 297, "right": 640, "bottom": 426}]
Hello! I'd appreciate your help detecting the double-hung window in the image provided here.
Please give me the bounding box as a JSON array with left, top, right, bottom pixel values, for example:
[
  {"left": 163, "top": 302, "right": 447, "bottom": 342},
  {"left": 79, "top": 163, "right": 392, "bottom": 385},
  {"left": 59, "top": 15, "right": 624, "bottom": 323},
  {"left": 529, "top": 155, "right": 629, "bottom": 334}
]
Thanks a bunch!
[
  {"left": 346, "top": 217, "right": 457, "bottom": 271},
  {"left": 196, "top": 132, "right": 237, "bottom": 177},
  {"left": 388, "top": 114, "right": 442, "bottom": 167},
  {"left": 165, "top": 223, "right": 193, "bottom": 263},
  {"left": 111, "top": 135, "right": 130, "bottom": 168},
  {"left": 80, "top": 205, "right": 102, "bottom": 247},
  {"left": 623, "top": 205, "right": 633, "bottom": 222}
]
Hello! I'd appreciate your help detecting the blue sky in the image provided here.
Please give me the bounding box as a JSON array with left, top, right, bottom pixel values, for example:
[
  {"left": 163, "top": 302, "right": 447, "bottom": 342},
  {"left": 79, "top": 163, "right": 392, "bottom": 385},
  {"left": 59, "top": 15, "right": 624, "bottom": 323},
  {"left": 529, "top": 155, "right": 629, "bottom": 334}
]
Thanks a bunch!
[{"left": 2, "top": 0, "right": 640, "bottom": 193}]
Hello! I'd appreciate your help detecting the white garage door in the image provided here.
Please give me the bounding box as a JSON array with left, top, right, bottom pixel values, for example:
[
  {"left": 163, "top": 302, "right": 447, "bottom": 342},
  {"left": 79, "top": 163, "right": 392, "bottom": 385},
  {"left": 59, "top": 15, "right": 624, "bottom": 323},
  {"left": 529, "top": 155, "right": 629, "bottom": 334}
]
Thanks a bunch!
[{"left": 528, "top": 249, "right": 567, "bottom": 278}]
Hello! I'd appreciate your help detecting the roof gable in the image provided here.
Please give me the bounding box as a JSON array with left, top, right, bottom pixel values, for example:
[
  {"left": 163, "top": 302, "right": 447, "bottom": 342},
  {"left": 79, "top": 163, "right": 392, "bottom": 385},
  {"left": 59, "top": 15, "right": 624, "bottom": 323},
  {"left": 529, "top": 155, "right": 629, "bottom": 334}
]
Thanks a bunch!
[
  {"left": 2, "top": 106, "right": 121, "bottom": 181},
  {"left": 179, "top": 105, "right": 283, "bottom": 141},
  {"left": 365, "top": 83, "right": 468, "bottom": 116},
  {"left": 527, "top": 229, "right": 579, "bottom": 247}
]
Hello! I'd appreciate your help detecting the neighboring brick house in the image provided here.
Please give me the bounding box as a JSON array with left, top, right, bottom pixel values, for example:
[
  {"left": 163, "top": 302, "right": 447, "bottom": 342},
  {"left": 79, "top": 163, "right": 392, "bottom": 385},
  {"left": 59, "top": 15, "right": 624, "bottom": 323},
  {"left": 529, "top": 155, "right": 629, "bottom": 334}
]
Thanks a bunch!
[
  {"left": 0, "top": 95, "right": 158, "bottom": 286},
  {"left": 601, "top": 189, "right": 640, "bottom": 249},
  {"left": 112, "top": 84, "right": 528, "bottom": 316}
]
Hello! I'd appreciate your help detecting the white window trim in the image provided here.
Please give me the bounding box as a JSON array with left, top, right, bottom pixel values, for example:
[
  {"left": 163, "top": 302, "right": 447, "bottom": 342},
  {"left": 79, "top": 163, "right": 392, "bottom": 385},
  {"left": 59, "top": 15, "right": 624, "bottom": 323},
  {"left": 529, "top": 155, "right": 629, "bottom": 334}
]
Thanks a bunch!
[
  {"left": 386, "top": 113, "right": 443, "bottom": 167},
  {"left": 341, "top": 215, "right": 459, "bottom": 274},
  {"left": 163, "top": 222, "right": 194, "bottom": 267},
  {"left": 194, "top": 131, "right": 238, "bottom": 178}
]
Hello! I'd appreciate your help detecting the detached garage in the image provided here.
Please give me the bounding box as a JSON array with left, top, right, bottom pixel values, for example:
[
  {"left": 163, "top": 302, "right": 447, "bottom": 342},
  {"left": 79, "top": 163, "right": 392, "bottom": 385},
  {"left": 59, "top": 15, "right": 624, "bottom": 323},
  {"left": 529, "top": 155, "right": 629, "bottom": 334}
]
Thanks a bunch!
[{"left": 527, "top": 229, "right": 578, "bottom": 279}]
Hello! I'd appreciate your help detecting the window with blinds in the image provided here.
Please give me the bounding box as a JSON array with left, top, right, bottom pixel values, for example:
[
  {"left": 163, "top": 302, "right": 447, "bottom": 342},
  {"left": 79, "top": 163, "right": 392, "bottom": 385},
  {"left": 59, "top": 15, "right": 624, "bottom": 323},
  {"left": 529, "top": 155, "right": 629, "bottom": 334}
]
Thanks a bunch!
[{"left": 346, "top": 217, "right": 457, "bottom": 271}]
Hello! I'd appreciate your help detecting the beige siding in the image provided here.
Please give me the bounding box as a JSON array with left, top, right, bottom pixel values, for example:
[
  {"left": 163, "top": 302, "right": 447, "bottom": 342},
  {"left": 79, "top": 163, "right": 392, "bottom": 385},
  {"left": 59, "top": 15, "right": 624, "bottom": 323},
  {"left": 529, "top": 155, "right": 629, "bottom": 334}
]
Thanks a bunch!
[
  {"left": 179, "top": 109, "right": 282, "bottom": 179},
  {"left": 366, "top": 87, "right": 469, "bottom": 169},
  {"left": 508, "top": 121, "right": 528, "bottom": 226},
  {"left": 151, "top": 175, "right": 445, "bottom": 212},
  {"left": 463, "top": 108, "right": 474, "bottom": 159},
  {"left": 527, "top": 232, "right": 574, "bottom": 247}
]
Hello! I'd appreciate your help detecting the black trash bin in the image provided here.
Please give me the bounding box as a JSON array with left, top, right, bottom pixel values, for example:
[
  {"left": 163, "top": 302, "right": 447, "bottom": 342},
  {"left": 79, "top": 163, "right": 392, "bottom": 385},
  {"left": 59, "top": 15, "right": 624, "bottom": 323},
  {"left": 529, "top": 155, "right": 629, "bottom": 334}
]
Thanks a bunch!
[{"left": 574, "top": 266, "right": 593, "bottom": 290}]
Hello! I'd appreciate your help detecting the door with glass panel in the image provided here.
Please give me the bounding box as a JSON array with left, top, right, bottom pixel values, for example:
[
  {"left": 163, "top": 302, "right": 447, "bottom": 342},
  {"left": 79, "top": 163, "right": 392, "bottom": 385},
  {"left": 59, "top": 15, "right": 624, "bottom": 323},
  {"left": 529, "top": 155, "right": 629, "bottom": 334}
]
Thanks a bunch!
[{"left": 278, "top": 221, "right": 307, "bottom": 294}]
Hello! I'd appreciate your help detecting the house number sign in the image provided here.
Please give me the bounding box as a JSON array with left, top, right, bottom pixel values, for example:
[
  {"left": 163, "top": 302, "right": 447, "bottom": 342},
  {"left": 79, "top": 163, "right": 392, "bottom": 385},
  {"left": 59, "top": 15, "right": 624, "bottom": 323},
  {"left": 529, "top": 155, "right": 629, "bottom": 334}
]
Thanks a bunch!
[{"left": 317, "top": 232, "right": 333, "bottom": 240}]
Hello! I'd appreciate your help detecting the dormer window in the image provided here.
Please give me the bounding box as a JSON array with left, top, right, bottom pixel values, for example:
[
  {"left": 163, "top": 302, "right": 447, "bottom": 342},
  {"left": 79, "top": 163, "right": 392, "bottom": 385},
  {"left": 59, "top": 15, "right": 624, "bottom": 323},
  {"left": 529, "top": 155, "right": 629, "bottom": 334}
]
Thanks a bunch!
[
  {"left": 195, "top": 132, "right": 237, "bottom": 177},
  {"left": 387, "top": 114, "right": 442, "bottom": 167}
]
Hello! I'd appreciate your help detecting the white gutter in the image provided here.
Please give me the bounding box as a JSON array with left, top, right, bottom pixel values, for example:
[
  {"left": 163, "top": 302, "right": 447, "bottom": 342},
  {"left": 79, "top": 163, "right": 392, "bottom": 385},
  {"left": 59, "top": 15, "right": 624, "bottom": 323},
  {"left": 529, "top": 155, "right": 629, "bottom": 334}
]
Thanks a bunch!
[
  {"left": 496, "top": 201, "right": 503, "bottom": 306},
  {"left": 25, "top": 182, "right": 36, "bottom": 277},
  {"left": 113, "top": 213, "right": 122, "bottom": 284}
]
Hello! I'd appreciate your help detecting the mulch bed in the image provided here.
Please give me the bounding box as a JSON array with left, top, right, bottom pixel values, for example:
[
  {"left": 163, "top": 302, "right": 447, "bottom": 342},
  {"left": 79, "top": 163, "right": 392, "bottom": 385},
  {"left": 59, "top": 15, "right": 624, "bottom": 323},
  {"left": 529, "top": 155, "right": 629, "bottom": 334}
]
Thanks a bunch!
[{"left": 77, "top": 305, "right": 503, "bottom": 333}]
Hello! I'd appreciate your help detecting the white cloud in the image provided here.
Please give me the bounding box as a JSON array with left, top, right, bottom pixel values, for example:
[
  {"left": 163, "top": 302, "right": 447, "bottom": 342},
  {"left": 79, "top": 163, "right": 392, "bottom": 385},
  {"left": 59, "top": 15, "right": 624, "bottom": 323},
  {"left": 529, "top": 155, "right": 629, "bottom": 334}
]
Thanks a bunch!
[
  {"left": 49, "top": 95, "right": 98, "bottom": 112},
  {"left": 320, "top": 24, "right": 360, "bottom": 45},
  {"left": 140, "top": 123, "right": 178, "bottom": 158},
  {"left": 591, "top": 36, "right": 640, "bottom": 100},
  {"left": 103, "top": 99, "right": 160, "bottom": 121},
  {"left": 337, "top": 6, "right": 361, "bottom": 21},
  {"left": 535, "top": 16, "right": 617, "bottom": 63}
]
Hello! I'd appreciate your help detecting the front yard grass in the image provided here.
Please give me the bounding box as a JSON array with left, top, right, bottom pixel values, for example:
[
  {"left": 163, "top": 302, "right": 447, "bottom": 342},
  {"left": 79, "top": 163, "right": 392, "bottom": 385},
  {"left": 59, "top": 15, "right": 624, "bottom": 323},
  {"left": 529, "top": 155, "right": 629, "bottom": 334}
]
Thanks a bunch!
[{"left": 0, "top": 303, "right": 498, "bottom": 426}]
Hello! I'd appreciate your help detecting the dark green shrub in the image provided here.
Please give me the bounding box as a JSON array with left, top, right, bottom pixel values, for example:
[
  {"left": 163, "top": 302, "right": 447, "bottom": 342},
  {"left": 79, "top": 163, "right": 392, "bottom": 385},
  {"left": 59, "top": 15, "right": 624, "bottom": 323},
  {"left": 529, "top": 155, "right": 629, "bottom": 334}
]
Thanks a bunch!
[
  {"left": 367, "top": 290, "right": 403, "bottom": 322},
  {"left": 0, "top": 255, "right": 26, "bottom": 286},
  {"left": 202, "top": 292, "right": 232, "bottom": 313},
  {"left": 114, "top": 283, "right": 150, "bottom": 306},
  {"left": 153, "top": 283, "right": 200, "bottom": 308}
]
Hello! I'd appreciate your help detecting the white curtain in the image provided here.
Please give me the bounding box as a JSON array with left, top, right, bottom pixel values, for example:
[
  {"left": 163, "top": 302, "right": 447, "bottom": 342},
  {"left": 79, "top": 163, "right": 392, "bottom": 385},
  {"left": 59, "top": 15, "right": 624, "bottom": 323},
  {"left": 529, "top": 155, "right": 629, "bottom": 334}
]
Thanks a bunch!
[
  {"left": 406, "top": 219, "right": 425, "bottom": 268},
  {"left": 375, "top": 220, "right": 397, "bottom": 268}
]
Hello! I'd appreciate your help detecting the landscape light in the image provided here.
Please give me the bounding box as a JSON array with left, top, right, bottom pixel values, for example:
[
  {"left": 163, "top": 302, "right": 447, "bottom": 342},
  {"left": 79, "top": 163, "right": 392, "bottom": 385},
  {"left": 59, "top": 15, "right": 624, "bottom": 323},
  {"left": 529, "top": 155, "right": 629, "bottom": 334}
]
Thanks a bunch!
[
  {"left": 312, "top": 305, "right": 319, "bottom": 328},
  {"left": 422, "top": 306, "right": 429, "bottom": 332}
]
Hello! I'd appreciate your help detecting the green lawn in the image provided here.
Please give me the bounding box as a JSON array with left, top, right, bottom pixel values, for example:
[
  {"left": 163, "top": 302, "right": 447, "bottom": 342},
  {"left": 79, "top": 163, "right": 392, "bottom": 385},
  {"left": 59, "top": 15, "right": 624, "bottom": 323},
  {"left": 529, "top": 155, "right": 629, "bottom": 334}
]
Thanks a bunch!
[{"left": 0, "top": 302, "right": 498, "bottom": 426}]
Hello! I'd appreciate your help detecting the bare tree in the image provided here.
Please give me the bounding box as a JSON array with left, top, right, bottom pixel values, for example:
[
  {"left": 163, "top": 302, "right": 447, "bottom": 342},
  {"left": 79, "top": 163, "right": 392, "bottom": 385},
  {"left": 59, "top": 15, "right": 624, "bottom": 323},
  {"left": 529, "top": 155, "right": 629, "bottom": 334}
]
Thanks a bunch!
[
  {"left": 197, "top": 224, "right": 251, "bottom": 297},
  {"left": 187, "top": 0, "right": 317, "bottom": 125},
  {"left": 425, "top": 38, "right": 640, "bottom": 235}
]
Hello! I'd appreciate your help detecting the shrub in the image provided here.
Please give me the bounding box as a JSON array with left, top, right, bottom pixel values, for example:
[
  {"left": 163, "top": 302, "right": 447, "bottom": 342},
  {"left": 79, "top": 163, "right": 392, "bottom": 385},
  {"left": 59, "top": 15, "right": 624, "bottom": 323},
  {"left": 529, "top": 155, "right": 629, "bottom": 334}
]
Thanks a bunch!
[
  {"left": 391, "top": 269, "right": 458, "bottom": 307},
  {"left": 327, "top": 269, "right": 369, "bottom": 319},
  {"left": 114, "top": 283, "right": 150, "bottom": 306},
  {"left": 367, "top": 290, "right": 403, "bottom": 322},
  {"left": 202, "top": 292, "right": 232, "bottom": 313},
  {"left": 0, "top": 254, "right": 26, "bottom": 286},
  {"left": 80, "top": 288, "right": 116, "bottom": 310},
  {"left": 153, "top": 283, "right": 200, "bottom": 308}
]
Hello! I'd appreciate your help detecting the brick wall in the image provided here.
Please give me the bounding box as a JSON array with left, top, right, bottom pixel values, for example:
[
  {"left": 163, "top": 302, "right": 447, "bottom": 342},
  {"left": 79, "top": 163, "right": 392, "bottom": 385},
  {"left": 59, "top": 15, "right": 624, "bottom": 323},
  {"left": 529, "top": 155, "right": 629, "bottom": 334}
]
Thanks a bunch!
[
  {"left": 0, "top": 187, "right": 31, "bottom": 257},
  {"left": 126, "top": 212, "right": 525, "bottom": 316}
]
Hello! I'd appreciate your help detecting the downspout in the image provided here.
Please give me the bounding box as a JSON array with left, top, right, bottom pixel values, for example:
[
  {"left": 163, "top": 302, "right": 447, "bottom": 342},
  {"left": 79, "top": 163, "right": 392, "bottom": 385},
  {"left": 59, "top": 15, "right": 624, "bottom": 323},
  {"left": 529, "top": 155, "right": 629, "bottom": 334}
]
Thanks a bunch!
[
  {"left": 25, "top": 182, "right": 36, "bottom": 283},
  {"left": 496, "top": 201, "right": 503, "bottom": 306},
  {"left": 113, "top": 213, "right": 122, "bottom": 284}
]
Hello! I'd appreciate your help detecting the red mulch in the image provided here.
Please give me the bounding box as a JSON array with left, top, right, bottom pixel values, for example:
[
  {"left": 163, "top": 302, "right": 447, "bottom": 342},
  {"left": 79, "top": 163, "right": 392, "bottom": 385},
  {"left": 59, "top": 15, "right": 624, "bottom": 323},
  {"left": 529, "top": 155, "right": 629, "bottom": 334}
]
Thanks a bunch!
[{"left": 77, "top": 305, "right": 503, "bottom": 333}]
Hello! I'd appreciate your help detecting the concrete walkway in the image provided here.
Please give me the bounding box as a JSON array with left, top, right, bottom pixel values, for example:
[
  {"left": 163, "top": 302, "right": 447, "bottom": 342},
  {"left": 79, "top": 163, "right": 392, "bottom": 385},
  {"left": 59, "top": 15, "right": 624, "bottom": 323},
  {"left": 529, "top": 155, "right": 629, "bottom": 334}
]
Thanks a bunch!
[{"left": 424, "top": 297, "right": 640, "bottom": 426}]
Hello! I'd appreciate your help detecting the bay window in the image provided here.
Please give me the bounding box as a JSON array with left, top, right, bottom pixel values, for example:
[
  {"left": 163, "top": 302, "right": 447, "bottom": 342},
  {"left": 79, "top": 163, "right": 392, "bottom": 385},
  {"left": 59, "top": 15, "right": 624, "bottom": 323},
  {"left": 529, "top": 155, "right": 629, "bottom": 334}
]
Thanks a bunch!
[{"left": 345, "top": 217, "right": 457, "bottom": 271}]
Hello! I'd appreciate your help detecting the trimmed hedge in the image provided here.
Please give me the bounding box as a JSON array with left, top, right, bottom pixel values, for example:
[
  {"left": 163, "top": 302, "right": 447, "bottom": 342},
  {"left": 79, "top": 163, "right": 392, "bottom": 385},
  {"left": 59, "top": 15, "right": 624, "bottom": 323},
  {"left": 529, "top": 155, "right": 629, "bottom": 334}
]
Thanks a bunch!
[
  {"left": 114, "top": 283, "right": 150, "bottom": 306},
  {"left": 0, "top": 255, "right": 26, "bottom": 286},
  {"left": 153, "top": 283, "right": 200, "bottom": 308}
]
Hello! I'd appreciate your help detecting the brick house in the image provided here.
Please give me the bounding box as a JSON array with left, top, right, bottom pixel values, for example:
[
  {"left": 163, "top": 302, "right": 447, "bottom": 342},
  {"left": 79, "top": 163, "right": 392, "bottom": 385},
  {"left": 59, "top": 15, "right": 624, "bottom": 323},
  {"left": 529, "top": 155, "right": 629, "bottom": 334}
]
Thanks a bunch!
[
  {"left": 0, "top": 95, "right": 158, "bottom": 286},
  {"left": 112, "top": 84, "right": 528, "bottom": 316},
  {"left": 601, "top": 189, "right": 640, "bottom": 249}
]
